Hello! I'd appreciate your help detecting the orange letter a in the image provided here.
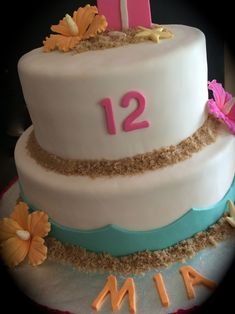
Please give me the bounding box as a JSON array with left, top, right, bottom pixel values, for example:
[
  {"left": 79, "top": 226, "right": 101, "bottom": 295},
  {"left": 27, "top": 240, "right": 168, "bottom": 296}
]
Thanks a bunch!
[
  {"left": 91, "top": 275, "right": 136, "bottom": 314},
  {"left": 180, "top": 265, "right": 217, "bottom": 299}
]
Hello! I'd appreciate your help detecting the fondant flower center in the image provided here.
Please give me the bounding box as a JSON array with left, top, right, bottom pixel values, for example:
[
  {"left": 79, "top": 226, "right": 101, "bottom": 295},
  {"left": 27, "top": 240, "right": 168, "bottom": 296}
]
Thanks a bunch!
[
  {"left": 16, "top": 229, "right": 31, "bottom": 241},
  {"left": 43, "top": 5, "right": 108, "bottom": 52},
  {"left": 65, "top": 14, "right": 79, "bottom": 36},
  {"left": 222, "top": 97, "right": 235, "bottom": 115}
]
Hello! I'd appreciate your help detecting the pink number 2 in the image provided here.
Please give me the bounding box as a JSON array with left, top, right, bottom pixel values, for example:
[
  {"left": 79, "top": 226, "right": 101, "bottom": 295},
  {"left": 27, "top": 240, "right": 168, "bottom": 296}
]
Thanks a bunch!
[
  {"left": 100, "top": 91, "right": 150, "bottom": 135},
  {"left": 121, "top": 91, "right": 150, "bottom": 132}
]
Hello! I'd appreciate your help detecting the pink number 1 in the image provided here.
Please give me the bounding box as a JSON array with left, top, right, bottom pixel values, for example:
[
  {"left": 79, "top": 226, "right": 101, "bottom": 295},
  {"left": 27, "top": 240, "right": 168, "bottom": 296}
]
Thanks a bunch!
[
  {"left": 100, "top": 91, "right": 150, "bottom": 135},
  {"left": 100, "top": 98, "right": 117, "bottom": 135}
]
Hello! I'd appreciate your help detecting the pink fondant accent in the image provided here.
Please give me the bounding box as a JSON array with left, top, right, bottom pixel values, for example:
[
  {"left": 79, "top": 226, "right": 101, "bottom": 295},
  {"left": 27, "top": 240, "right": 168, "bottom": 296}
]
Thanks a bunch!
[
  {"left": 36, "top": 300, "right": 198, "bottom": 314},
  {"left": 97, "top": 0, "right": 122, "bottom": 30},
  {"left": 121, "top": 91, "right": 150, "bottom": 132},
  {"left": 97, "top": 0, "right": 152, "bottom": 31},
  {"left": 170, "top": 306, "right": 199, "bottom": 314},
  {"left": 100, "top": 98, "right": 117, "bottom": 135},
  {"left": 227, "top": 103, "right": 235, "bottom": 122},
  {"left": 208, "top": 80, "right": 235, "bottom": 135},
  {"left": 127, "top": 0, "right": 152, "bottom": 29}
]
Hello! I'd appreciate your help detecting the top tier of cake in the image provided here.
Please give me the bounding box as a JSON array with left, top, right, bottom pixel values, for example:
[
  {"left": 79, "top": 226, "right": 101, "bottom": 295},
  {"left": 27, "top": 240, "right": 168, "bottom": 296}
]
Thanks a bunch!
[{"left": 18, "top": 25, "right": 208, "bottom": 160}]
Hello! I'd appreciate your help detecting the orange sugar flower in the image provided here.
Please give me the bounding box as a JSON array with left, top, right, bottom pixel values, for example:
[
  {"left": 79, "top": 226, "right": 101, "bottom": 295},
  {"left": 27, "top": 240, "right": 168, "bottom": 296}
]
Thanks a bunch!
[
  {"left": 0, "top": 202, "right": 51, "bottom": 268},
  {"left": 43, "top": 4, "right": 108, "bottom": 52}
]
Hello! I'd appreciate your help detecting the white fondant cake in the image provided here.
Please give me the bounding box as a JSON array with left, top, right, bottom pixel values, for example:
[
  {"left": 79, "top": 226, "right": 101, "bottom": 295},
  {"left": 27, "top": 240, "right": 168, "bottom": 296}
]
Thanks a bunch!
[
  {"left": 15, "top": 21, "right": 235, "bottom": 256},
  {"left": 15, "top": 126, "right": 235, "bottom": 230},
  {"left": 3, "top": 4, "right": 234, "bottom": 313},
  {"left": 18, "top": 25, "right": 208, "bottom": 159}
]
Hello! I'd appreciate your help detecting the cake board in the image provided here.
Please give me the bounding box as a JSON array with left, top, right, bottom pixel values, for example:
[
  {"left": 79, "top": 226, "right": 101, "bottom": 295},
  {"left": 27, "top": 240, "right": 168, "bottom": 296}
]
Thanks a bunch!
[{"left": 1, "top": 180, "right": 235, "bottom": 314}]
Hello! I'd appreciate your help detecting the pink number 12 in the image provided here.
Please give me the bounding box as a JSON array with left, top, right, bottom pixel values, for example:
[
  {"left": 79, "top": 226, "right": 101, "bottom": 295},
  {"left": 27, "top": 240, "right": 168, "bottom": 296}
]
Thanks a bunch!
[{"left": 100, "top": 91, "right": 150, "bottom": 135}]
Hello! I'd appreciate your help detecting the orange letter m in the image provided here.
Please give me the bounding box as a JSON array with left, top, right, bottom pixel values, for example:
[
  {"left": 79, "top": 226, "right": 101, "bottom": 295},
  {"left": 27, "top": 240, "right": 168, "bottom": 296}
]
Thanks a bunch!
[{"left": 91, "top": 275, "right": 136, "bottom": 314}]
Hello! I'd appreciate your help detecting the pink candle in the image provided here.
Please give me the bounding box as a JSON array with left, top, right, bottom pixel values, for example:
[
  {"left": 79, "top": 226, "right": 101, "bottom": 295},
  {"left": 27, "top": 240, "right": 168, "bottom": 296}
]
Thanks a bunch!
[{"left": 97, "top": 0, "right": 152, "bottom": 31}]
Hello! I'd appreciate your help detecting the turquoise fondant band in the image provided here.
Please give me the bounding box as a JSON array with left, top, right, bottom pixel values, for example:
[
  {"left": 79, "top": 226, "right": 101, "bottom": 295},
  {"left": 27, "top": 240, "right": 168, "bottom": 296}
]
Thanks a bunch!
[{"left": 20, "top": 177, "right": 235, "bottom": 256}]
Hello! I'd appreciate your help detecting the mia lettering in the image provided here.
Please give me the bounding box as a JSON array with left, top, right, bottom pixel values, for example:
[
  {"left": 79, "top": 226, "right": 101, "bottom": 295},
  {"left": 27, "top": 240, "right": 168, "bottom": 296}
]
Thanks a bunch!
[{"left": 91, "top": 266, "right": 217, "bottom": 314}]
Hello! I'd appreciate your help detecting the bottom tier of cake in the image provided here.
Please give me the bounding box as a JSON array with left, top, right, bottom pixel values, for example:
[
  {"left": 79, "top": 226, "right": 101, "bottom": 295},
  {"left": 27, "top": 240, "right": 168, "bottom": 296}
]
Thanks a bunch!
[{"left": 15, "top": 126, "right": 235, "bottom": 256}]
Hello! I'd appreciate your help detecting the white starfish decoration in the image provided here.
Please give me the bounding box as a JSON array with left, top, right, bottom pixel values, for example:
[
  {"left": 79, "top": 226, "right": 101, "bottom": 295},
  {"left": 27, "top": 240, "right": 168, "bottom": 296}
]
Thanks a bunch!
[
  {"left": 135, "top": 25, "right": 174, "bottom": 43},
  {"left": 226, "top": 200, "right": 235, "bottom": 228}
]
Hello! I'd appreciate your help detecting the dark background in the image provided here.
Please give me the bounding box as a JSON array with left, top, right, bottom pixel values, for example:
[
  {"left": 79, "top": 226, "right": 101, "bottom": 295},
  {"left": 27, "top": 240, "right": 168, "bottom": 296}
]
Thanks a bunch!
[{"left": 0, "top": 0, "right": 234, "bottom": 313}]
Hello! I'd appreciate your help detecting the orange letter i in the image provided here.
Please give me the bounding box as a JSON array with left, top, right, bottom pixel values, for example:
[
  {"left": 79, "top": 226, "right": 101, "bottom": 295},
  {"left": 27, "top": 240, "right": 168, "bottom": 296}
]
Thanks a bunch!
[{"left": 153, "top": 273, "right": 170, "bottom": 307}]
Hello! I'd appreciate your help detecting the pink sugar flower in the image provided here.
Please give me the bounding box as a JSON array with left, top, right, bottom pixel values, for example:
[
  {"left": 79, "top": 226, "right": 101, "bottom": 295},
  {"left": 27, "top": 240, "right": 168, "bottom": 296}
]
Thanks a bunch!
[{"left": 208, "top": 80, "right": 235, "bottom": 134}]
